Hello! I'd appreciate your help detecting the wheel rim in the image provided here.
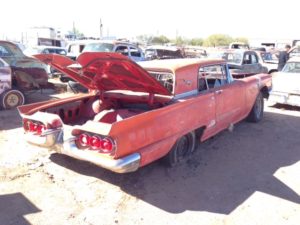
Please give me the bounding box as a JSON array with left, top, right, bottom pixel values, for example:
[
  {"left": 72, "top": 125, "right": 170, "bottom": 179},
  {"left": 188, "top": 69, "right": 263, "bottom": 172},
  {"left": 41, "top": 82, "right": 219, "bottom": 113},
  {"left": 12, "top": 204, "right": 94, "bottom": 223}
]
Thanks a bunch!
[{"left": 4, "top": 91, "right": 24, "bottom": 108}]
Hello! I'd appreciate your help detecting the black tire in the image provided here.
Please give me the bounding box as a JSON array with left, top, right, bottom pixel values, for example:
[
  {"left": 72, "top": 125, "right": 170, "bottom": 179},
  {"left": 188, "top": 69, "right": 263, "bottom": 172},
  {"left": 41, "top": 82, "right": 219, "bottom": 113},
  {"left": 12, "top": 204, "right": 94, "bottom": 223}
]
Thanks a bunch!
[
  {"left": 164, "top": 132, "right": 196, "bottom": 167},
  {"left": 247, "top": 92, "right": 264, "bottom": 123},
  {"left": 0, "top": 89, "right": 25, "bottom": 109}
]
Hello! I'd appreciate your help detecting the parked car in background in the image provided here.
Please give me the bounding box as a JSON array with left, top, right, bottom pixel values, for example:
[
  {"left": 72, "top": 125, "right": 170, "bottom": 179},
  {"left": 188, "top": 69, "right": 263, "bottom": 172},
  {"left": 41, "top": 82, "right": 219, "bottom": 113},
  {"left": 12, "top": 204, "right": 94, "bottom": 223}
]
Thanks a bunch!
[
  {"left": 82, "top": 40, "right": 145, "bottom": 62},
  {"left": 145, "top": 45, "right": 184, "bottom": 60},
  {"left": 0, "top": 40, "right": 53, "bottom": 97},
  {"left": 24, "top": 46, "right": 67, "bottom": 56},
  {"left": 229, "top": 42, "right": 249, "bottom": 49},
  {"left": 61, "top": 40, "right": 145, "bottom": 89},
  {"left": 182, "top": 46, "right": 207, "bottom": 58},
  {"left": 288, "top": 46, "right": 300, "bottom": 58},
  {"left": 24, "top": 45, "right": 67, "bottom": 74},
  {"left": 66, "top": 40, "right": 95, "bottom": 60},
  {"left": 0, "top": 58, "right": 25, "bottom": 109},
  {"left": 209, "top": 49, "right": 268, "bottom": 78},
  {"left": 256, "top": 51, "right": 278, "bottom": 73},
  {"left": 269, "top": 57, "right": 300, "bottom": 107},
  {"left": 18, "top": 52, "right": 271, "bottom": 173}
]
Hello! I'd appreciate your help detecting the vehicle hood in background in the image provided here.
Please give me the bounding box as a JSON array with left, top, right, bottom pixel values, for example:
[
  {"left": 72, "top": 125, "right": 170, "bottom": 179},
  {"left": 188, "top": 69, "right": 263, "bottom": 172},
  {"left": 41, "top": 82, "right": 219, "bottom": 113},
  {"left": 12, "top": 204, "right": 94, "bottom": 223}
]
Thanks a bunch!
[{"left": 34, "top": 52, "right": 171, "bottom": 95}]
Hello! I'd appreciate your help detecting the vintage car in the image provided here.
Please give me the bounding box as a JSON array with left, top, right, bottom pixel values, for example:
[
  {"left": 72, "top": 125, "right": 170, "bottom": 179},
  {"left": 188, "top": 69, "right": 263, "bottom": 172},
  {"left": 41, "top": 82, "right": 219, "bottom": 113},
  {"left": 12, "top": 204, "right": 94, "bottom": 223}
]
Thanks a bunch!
[
  {"left": 0, "top": 41, "right": 53, "bottom": 94},
  {"left": 0, "top": 58, "right": 25, "bottom": 109},
  {"left": 256, "top": 51, "right": 278, "bottom": 74},
  {"left": 144, "top": 45, "right": 184, "bottom": 60},
  {"left": 269, "top": 57, "right": 300, "bottom": 107},
  {"left": 209, "top": 49, "right": 268, "bottom": 78},
  {"left": 18, "top": 52, "right": 272, "bottom": 173},
  {"left": 82, "top": 40, "right": 145, "bottom": 62}
]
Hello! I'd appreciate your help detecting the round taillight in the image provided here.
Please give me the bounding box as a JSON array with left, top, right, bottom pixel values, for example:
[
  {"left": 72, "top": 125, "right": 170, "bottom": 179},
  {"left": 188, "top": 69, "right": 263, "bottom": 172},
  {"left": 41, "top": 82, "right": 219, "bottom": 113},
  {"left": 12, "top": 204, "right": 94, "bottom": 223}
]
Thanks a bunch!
[
  {"left": 90, "top": 136, "right": 101, "bottom": 149},
  {"left": 78, "top": 133, "right": 90, "bottom": 147},
  {"left": 36, "top": 124, "right": 46, "bottom": 135},
  {"left": 100, "top": 138, "right": 113, "bottom": 153}
]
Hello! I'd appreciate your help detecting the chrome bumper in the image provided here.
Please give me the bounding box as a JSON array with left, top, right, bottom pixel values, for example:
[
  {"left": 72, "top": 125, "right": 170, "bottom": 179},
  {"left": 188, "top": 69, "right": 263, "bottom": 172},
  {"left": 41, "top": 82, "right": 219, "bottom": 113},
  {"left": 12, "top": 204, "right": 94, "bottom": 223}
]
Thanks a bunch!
[
  {"left": 269, "top": 92, "right": 300, "bottom": 107},
  {"left": 24, "top": 130, "right": 140, "bottom": 173}
]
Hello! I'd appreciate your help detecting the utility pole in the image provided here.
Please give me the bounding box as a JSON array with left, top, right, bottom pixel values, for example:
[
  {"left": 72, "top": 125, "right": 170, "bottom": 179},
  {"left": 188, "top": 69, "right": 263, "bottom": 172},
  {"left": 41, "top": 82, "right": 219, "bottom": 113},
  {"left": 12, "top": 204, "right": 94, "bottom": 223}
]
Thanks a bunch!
[{"left": 100, "top": 18, "right": 103, "bottom": 39}]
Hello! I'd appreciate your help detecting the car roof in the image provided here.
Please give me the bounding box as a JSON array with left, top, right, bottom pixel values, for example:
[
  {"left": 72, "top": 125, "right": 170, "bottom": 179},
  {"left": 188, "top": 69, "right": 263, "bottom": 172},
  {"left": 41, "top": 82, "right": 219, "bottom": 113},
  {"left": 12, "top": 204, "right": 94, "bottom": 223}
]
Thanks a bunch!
[
  {"left": 139, "top": 58, "right": 225, "bottom": 73},
  {"left": 30, "top": 45, "right": 66, "bottom": 50}
]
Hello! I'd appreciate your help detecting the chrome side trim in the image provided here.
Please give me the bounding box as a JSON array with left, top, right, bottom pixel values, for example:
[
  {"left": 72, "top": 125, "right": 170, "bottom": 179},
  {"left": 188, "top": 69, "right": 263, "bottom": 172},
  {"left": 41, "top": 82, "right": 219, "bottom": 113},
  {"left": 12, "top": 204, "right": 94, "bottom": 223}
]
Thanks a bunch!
[{"left": 173, "top": 89, "right": 198, "bottom": 100}]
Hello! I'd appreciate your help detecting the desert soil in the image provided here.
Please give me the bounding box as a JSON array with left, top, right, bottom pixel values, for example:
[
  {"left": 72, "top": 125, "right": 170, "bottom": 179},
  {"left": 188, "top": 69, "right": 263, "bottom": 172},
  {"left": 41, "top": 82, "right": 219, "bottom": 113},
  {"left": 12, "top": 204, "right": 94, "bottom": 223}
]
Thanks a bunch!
[{"left": 0, "top": 92, "right": 299, "bottom": 225}]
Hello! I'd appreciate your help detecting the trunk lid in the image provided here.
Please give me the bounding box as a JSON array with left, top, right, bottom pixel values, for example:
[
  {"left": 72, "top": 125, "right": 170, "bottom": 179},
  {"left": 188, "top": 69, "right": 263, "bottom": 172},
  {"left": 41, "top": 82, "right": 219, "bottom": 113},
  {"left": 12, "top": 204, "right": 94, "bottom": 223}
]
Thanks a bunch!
[
  {"left": 34, "top": 52, "right": 171, "bottom": 95},
  {"left": 272, "top": 72, "right": 300, "bottom": 94}
]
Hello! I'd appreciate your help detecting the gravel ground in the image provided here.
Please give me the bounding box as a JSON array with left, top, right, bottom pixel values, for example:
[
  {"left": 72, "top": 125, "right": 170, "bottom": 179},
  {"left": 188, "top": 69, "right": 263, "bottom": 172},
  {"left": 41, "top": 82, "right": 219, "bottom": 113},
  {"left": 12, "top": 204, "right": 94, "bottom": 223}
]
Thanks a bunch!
[{"left": 0, "top": 92, "right": 299, "bottom": 225}]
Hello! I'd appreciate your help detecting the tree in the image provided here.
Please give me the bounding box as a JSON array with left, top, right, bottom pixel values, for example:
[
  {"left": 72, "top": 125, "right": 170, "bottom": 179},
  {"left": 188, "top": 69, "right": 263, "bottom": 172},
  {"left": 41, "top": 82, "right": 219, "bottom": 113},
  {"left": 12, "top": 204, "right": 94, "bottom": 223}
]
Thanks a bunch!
[
  {"left": 151, "top": 35, "right": 170, "bottom": 45},
  {"left": 234, "top": 37, "right": 249, "bottom": 45},
  {"left": 203, "top": 34, "right": 234, "bottom": 47},
  {"left": 188, "top": 38, "right": 204, "bottom": 46}
]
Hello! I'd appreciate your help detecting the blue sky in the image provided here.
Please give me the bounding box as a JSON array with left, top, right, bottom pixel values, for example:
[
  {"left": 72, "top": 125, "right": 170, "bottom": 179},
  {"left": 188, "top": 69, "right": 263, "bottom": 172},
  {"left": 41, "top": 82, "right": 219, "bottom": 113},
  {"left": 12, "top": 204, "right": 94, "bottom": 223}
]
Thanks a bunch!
[{"left": 0, "top": 0, "right": 298, "bottom": 41}]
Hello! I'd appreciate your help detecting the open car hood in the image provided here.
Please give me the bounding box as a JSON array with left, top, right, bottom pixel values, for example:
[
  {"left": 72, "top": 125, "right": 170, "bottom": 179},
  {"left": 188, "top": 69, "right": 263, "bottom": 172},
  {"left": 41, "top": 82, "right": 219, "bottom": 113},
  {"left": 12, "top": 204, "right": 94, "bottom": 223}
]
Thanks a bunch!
[{"left": 34, "top": 52, "right": 171, "bottom": 95}]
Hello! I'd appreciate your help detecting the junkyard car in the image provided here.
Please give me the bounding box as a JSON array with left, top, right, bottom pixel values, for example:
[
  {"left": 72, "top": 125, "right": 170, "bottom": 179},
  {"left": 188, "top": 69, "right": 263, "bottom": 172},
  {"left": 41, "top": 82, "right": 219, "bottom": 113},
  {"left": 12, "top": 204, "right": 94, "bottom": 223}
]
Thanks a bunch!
[
  {"left": 145, "top": 45, "right": 184, "bottom": 60},
  {"left": 209, "top": 49, "right": 268, "bottom": 78},
  {"left": 256, "top": 51, "right": 278, "bottom": 74},
  {"left": 82, "top": 40, "right": 145, "bottom": 62},
  {"left": 0, "top": 58, "right": 25, "bottom": 109},
  {"left": 269, "top": 57, "right": 300, "bottom": 106},
  {"left": 0, "top": 41, "right": 53, "bottom": 94},
  {"left": 18, "top": 53, "right": 271, "bottom": 173},
  {"left": 24, "top": 45, "right": 67, "bottom": 56}
]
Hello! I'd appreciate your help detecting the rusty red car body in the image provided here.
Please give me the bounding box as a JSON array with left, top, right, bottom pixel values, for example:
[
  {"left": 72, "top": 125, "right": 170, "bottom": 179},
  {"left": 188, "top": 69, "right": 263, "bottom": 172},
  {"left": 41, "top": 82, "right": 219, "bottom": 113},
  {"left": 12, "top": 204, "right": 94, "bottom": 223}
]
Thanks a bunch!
[{"left": 18, "top": 52, "right": 272, "bottom": 173}]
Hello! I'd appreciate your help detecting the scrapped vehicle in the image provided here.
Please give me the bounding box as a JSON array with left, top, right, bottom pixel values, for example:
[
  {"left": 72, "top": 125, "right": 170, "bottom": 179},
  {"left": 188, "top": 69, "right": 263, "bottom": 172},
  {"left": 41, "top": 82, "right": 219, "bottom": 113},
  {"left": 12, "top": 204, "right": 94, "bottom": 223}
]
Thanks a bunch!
[
  {"left": 145, "top": 45, "right": 184, "bottom": 60},
  {"left": 0, "top": 41, "right": 53, "bottom": 94},
  {"left": 66, "top": 40, "right": 94, "bottom": 60},
  {"left": 269, "top": 57, "right": 300, "bottom": 106},
  {"left": 82, "top": 40, "right": 145, "bottom": 62},
  {"left": 209, "top": 49, "right": 268, "bottom": 78},
  {"left": 256, "top": 51, "right": 278, "bottom": 74},
  {"left": 24, "top": 46, "right": 67, "bottom": 75},
  {"left": 0, "top": 58, "right": 25, "bottom": 109},
  {"left": 229, "top": 42, "right": 249, "bottom": 49},
  {"left": 18, "top": 53, "right": 271, "bottom": 173},
  {"left": 62, "top": 40, "right": 145, "bottom": 84},
  {"left": 182, "top": 46, "right": 207, "bottom": 58},
  {"left": 24, "top": 46, "right": 67, "bottom": 56}
]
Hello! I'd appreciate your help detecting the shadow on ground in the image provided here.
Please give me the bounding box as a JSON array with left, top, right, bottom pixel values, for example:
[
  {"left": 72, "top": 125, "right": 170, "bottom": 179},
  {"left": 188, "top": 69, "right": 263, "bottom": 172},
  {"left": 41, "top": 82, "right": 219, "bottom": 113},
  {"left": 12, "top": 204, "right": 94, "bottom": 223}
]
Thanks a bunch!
[
  {"left": 50, "top": 110, "right": 300, "bottom": 214},
  {"left": 0, "top": 193, "right": 41, "bottom": 225}
]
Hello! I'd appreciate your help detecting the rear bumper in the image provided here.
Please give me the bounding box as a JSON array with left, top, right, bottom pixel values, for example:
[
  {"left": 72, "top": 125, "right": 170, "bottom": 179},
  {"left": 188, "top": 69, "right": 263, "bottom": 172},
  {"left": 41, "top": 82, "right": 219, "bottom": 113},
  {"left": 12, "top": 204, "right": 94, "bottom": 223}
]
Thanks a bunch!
[
  {"left": 24, "top": 131, "right": 140, "bottom": 173},
  {"left": 269, "top": 91, "right": 300, "bottom": 107}
]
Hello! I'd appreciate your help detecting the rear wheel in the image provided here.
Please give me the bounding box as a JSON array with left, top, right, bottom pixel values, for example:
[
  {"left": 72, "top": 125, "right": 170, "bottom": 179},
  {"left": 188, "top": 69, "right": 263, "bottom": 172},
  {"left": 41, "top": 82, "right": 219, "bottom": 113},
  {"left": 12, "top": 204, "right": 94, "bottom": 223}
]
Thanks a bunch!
[
  {"left": 247, "top": 92, "right": 264, "bottom": 123},
  {"left": 164, "top": 132, "right": 196, "bottom": 167},
  {"left": 0, "top": 89, "right": 25, "bottom": 109}
]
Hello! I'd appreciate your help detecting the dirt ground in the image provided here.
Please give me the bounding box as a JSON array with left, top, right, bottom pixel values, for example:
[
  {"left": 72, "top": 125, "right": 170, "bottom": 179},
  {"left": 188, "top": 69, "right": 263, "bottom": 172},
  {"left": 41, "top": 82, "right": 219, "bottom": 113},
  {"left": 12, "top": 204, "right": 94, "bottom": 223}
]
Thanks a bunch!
[{"left": 0, "top": 91, "right": 299, "bottom": 225}]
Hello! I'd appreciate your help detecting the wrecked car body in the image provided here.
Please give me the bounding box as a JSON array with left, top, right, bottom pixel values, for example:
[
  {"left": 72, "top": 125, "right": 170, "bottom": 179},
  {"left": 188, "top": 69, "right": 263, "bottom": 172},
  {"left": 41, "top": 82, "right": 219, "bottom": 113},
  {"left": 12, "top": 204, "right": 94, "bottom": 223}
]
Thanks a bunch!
[
  {"left": 0, "top": 41, "right": 53, "bottom": 93},
  {"left": 18, "top": 52, "right": 272, "bottom": 173}
]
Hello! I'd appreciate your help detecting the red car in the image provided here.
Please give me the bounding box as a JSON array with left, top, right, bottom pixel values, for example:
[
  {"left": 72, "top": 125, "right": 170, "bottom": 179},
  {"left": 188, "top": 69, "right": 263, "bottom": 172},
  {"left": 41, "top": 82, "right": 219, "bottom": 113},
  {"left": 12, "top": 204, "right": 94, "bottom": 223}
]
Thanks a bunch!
[{"left": 18, "top": 53, "right": 272, "bottom": 173}]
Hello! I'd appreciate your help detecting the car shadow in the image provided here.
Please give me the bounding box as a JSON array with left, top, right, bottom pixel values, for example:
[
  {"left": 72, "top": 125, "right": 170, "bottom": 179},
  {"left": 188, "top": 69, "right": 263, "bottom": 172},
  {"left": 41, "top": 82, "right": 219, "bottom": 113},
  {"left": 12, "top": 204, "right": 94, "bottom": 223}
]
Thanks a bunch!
[
  {"left": 268, "top": 103, "right": 300, "bottom": 111},
  {"left": 0, "top": 193, "right": 41, "bottom": 224},
  {"left": 50, "top": 111, "right": 300, "bottom": 214}
]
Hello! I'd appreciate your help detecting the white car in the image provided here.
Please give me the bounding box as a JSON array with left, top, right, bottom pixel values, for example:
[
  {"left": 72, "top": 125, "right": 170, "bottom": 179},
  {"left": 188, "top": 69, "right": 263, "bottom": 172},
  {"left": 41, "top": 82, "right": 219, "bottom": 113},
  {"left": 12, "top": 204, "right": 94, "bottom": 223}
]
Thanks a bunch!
[
  {"left": 269, "top": 57, "right": 300, "bottom": 106},
  {"left": 0, "top": 58, "right": 25, "bottom": 109}
]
